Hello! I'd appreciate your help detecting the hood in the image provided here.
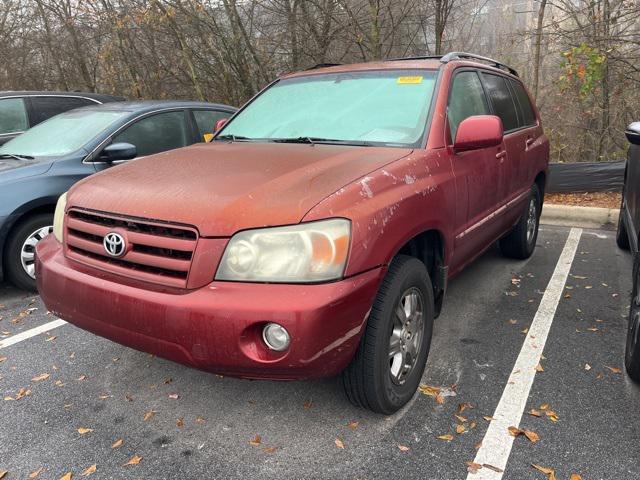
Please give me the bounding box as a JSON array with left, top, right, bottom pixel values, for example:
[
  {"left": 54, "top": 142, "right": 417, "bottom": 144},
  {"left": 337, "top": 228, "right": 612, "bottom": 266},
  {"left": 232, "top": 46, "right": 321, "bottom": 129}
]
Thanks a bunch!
[
  {"left": 68, "top": 142, "right": 412, "bottom": 236},
  {"left": 0, "top": 158, "right": 53, "bottom": 184}
]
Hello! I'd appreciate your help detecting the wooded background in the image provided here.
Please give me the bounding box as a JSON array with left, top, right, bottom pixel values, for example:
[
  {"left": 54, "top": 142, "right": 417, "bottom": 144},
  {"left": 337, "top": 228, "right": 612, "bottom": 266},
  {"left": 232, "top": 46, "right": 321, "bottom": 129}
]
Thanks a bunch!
[{"left": 0, "top": 0, "right": 638, "bottom": 163}]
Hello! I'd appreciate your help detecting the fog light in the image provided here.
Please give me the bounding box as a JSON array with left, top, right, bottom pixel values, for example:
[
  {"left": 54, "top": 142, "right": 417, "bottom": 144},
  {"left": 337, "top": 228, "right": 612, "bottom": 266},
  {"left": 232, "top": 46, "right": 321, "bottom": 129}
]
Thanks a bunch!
[{"left": 262, "top": 323, "right": 290, "bottom": 352}]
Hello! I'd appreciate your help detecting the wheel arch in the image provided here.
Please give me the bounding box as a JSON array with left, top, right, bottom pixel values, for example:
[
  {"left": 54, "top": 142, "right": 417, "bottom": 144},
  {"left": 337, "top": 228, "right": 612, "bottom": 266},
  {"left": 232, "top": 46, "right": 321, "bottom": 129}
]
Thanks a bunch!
[{"left": 391, "top": 228, "right": 448, "bottom": 317}]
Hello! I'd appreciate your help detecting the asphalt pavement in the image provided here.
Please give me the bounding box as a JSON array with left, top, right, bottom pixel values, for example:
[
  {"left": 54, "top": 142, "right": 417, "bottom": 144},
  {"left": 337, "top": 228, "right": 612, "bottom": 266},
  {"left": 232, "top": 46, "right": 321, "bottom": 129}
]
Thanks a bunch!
[{"left": 0, "top": 225, "right": 637, "bottom": 480}]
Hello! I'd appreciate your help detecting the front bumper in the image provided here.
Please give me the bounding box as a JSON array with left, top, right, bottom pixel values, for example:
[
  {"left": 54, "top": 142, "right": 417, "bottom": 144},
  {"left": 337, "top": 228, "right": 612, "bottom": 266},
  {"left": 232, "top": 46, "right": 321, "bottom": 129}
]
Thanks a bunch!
[{"left": 36, "top": 235, "right": 384, "bottom": 380}]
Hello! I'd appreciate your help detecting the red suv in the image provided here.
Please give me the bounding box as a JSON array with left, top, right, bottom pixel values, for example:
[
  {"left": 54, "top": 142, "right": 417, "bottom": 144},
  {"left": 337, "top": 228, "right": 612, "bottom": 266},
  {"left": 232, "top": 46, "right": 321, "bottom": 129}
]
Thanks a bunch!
[{"left": 36, "top": 52, "right": 549, "bottom": 413}]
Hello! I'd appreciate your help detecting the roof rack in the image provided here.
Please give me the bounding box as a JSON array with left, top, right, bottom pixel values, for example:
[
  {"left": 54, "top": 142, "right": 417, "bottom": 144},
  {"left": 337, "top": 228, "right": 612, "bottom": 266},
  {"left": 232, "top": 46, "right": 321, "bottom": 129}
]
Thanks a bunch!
[
  {"left": 305, "top": 63, "right": 342, "bottom": 70},
  {"left": 440, "top": 52, "right": 518, "bottom": 76},
  {"left": 388, "top": 52, "right": 518, "bottom": 77}
]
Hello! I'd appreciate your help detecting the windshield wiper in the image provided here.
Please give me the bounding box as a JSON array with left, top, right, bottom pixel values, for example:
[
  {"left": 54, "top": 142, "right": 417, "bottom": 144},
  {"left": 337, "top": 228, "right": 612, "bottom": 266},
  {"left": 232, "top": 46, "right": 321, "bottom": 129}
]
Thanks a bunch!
[
  {"left": 0, "top": 153, "right": 34, "bottom": 160},
  {"left": 214, "top": 134, "right": 253, "bottom": 142},
  {"left": 271, "top": 137, "right": 373, "bottom": 147}
]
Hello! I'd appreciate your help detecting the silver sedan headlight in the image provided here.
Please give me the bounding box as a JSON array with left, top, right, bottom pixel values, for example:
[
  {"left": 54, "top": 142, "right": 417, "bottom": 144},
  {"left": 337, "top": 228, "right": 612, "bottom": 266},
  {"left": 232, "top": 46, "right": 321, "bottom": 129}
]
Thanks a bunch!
[{"left": 216, "top": 219, "right": 351, "bottom": 283}]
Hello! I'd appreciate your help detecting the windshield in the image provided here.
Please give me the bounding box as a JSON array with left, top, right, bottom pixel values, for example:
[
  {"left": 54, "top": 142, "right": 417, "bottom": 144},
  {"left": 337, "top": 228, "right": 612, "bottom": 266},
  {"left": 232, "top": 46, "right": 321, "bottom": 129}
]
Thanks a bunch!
[
  {"left": 0, "top": 109, "right": 128, "bottom": 157},
  {"left": 218, "top": 69, "right": 437, "bottom": 147}
]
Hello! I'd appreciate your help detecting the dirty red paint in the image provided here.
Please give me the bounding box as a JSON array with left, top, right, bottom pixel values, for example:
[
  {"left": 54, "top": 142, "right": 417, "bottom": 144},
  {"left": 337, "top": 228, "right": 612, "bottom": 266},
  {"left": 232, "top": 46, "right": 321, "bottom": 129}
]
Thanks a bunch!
[{"left": 36, "top": 59, "right": 549, "bottom": 380}]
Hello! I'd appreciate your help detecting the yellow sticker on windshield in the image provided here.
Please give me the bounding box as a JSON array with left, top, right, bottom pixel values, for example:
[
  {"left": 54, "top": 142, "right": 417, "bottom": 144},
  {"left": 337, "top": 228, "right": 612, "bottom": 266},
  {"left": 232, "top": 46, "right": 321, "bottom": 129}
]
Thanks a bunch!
[
  {"left": 203, "top": 133, "right": 214, "bottom": 142},
  {"left": 397, "top": 76, "right": 423, "bottom": 84}
]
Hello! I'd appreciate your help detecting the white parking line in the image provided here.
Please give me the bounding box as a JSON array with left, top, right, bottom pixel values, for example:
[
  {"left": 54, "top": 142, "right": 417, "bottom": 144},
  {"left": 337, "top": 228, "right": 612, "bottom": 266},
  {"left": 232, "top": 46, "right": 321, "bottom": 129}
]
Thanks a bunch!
[
  {"left": 467, "top": 227, "right": 583, "bottom": 478},
  {"left": 0, "top": 319, "right": 67, "bottom": 349}
]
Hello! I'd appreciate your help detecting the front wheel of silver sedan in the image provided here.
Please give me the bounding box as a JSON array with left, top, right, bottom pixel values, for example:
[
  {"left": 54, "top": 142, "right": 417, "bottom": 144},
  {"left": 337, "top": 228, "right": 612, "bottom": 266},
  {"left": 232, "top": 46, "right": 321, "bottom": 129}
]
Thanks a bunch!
[{"left": 341, "top": 255, "right": 434, "bottom": 414}]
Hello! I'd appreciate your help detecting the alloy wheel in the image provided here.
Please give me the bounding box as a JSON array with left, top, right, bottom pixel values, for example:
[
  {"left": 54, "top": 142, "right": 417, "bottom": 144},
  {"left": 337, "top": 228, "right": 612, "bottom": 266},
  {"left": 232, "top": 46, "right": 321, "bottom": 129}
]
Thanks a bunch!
[{"left": 389, "top": 287, "right": 425, "bottom": 385}]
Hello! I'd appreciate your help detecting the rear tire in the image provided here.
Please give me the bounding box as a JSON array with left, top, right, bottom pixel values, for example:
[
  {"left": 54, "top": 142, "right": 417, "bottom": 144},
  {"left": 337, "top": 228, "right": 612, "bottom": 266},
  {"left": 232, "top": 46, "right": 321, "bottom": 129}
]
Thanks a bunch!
[
  {"left": 616, "top": 197, "right": 630, "bottom": 250},
  {"left": 500, "top": 184, "right": 540, "bottom": 260},
  {"left": 4, "top": 214, "right": 53, "bottom": 292},
  {"left": 625, "top": 254, "right": 640, "bottom": 381},
  {"left": 341, "top": 255, "right": 434, "bottom": 414}
]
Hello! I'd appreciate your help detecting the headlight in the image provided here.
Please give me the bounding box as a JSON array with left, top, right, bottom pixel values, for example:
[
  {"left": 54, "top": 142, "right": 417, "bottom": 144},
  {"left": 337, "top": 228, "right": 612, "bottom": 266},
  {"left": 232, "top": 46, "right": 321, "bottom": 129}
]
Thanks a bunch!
[
  {"left": 53, "top": 192, "right": 67, "bottom": 243},
  {"left": 216, "top": 218, "right": 351, "bottom": 283}
]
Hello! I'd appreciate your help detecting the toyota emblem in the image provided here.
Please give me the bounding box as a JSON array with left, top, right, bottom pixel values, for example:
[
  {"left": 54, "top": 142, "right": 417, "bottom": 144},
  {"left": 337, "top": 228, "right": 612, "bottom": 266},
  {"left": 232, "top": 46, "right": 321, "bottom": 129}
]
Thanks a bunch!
[{"left": 103, "top": 232, "right": 126, "bottom": 257}]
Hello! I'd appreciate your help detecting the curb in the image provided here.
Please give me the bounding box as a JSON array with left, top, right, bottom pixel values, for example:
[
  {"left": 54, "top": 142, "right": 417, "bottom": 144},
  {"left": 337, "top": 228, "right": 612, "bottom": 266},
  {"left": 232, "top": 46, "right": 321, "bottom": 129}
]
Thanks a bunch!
[{"left": 540, "top": 204, "right": 619, "bottom": 230}]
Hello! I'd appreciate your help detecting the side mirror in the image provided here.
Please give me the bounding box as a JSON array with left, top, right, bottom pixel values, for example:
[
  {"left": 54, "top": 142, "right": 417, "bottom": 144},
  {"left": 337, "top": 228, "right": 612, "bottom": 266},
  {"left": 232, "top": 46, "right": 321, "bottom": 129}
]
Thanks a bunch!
[
  {"left": 626, "top": 122, "right": 640, "bottom": 146},
  {"left": 454, "top": 115, "right": 504, "bottom": 153},
  {"left": 99, "top": 142, "right": 137, "bottom": 162},
  {"left": 214, "top": 118, "right": 228, "bottom": 132}
]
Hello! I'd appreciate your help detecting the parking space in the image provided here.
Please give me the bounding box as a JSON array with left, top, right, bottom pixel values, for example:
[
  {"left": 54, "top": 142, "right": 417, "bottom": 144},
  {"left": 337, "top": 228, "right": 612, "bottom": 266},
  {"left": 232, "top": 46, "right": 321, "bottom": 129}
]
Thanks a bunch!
[{"left": 0, "top": 225, "right": 637, "bottom": 480}]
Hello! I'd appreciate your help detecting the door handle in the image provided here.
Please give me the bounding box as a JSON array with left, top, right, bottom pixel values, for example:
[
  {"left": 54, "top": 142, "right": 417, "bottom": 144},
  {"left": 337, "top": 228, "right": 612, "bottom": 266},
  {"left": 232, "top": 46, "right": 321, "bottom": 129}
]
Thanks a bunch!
[
  {"left": 525, "top": 138, "right": 535, "bottom": 148},
  {"left": 496, "top": 151, "right": 507, "bottom": 160}
]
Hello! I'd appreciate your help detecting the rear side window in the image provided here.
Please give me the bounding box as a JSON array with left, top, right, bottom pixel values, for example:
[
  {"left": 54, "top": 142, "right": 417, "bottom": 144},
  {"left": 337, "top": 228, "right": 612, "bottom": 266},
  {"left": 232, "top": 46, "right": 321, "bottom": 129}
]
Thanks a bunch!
[
  {"left": 193, "top": 110, "right": 230, "bottom": 140},
  {"left": 509, "top": 79, "right": 537, "bottom": 127},
  {"left": 29, "top": 96, "right": 96, "bottom": 125},
  {"left": 0, "top": 98, "right": 29, "bottom": 134},
  {"left": 447, "top": 71, "right": 490, "bottom": 141},
  {"left": 113, "top": 110, "right": 189, "bottom": 157},
  {"left": 481, "top": 74, "right": 519, "bottom": 132}
]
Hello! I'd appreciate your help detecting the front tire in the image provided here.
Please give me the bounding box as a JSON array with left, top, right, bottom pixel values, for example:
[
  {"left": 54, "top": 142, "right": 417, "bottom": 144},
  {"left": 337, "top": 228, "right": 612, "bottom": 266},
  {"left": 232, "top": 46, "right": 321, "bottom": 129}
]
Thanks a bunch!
[
  {"left": 4, "top": 214, "right": 53, "bottom": 292},
  {"left": 341, "top": 255, "right": 434, "bottom": 414},
  {"left": 625, "top": 254, "right": 640, "bottom": 381},
  {"left": 500, "top": 184, "right": 541, "bottom": 260}
]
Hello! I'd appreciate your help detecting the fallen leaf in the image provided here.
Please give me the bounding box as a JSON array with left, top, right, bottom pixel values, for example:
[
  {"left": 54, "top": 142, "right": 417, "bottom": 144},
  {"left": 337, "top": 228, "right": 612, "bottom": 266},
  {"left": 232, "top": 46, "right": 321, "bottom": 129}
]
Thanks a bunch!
[
  {"left": 29, "top": 467, "right": 44, "bottom": 478},
  {"left": 570, "top": 474, "right": 583, "bottom": 480},
  {"left": 98, "top": 394, "right": 111, "bottom": 400},
  {"left": 605, "top": 366, "right": 622, "bottom": 374},
  {"left": 539, "top": 403, "right": 550, "bottom": 411},
  {"left": 584, "top": 363, "right": 592, "bottom": 371},
  {"left": 528, "top": 409, "right": 542, "bottom": 417},
  {"left": 168, "top": 393, "right": 179, "bottom": 400},
  {"left": 347, "top": 421, "right": 359, "bottom": 430},
  {"left": 524, "top": 430, "right": 540, "bottom": 443},
  {"left": 111, "top": 439, "right": 123, "bottom": 449},
  {"left": 466, "top": 462, "right": 483, "bottom": 473},
  {"left": 455, "top": 414, "right": 467, "bottom": 423},
  {"left": 458, "top": 402, "right": 473, "bottom": 413},
  {"left": 483, "top": 464, "right": 504, "bottom": 473},
  {"left": 508, "top": 426, "right": 522, "bottom": 437},
  {"left": 521, "top": 327, "right": 529, "bottom": 334},
  {"left": 55, "top": 380, "right": 65, "bottom": 387},
  {"left": 398, "top": 444, "right": 410, "bottom": 452},
  {"left": 587, "top": 327, "right": 599, "bottom": 332},
  {"left": 31, "top": 373, "right": 50, "bottom": 382},
  {"left": 176, "top": 418, "right": 184, "bottom": 428},
  {"left": 437, "top": 434, "right": 454, "bottom": 441},
  {"left": 77, "top": 428, "right": 93, "bottom": 435},
  {"left": 435, "top": 394, "right": 445, "bottom": 404},
  {"left": 59, "top": 473, "right": 72, "bottom": 480},
  {"left": 535, "top": 363, "right": 544, "bottom": 372},
  {"left": 532, "top": 464, "right": 557, "bottom": 480},
  {"left": 76, "top": 375, "right": 86, "bottom": 381},
  {"left": 196, "top": 416, "right": 206, "bottom": 424},
  {"left": 263, "top": 446, "right": 277, "bottom": 454},
  {"left": 123, "top": 455, "right": 142, "bottom": 466},
  {"left": 546, "top": 411, "right": 559, "bottom": 422},
  {"left": 418, "top": 384, "right": 441, "bottom": 397},
  {"left": 456, "top": 424, "right": 466, "bottom": 434},
  {"left": 483, "top": 416, "right": 495, "bottom": 422},
  {"left": 163, "top": 377, "right": 173, "bottom": 384},
  {"left": 81, "top": 464, "right": 96, "bottom": 476},
  {"left": 334, "top": 438, "right": 344, "bottom": 449},
  {"left": 0, "top": 471, "right": 6, "bottom": 480},
  {"left": 0, "top": 357, "right": 6, "bottom": 362},
  {"left": 509, "top": 319, "right": 517, "bottom": 325},
  {"left": 303, "top": 400, "right": 313, "bottom": 409},
  {"left": 470, "top": 421, "right": 477, "bottom": 429},
  {"left": 249, "top": 435, "right": 262, "bottom": 446},
  {"left": 45, "top": 336, "right": 56, "bottom": 342},
  {"left": 143, "top": 410, "right": 156, "bottom": 421}
]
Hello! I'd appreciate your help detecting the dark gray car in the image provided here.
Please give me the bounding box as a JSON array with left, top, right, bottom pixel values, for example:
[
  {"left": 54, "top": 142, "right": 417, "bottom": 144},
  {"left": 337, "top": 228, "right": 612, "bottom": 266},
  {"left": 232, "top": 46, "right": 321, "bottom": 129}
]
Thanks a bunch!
[
  {"left": 0, "top": 91, "right": 125, "bottom": 146},
  {"left": 616, "top": 121, "right": 640, "bottom": 381},
  {"left": 0, "top": 100, "right": 236, "bottom": 290}
]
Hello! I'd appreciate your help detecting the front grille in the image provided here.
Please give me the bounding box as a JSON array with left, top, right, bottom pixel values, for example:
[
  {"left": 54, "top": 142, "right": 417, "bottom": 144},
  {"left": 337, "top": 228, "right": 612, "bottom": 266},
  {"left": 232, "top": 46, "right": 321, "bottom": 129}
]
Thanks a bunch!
[{"left": 64, "top": 209, "right": 198, "bottom": 288}]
